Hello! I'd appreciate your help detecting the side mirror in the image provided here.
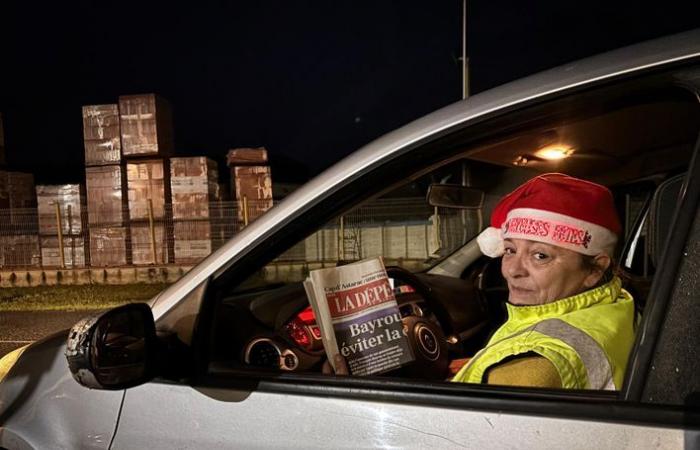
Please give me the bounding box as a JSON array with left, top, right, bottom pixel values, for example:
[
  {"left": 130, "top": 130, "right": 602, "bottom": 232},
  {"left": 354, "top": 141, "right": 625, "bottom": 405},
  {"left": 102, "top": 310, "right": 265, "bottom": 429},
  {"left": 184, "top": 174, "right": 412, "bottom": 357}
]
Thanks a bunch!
[
  {"left": 65, "top": 303, "right": 157, "bottom": 390},
  {"left": 427, "top": 184, "right": 484, "bottom": 209}
]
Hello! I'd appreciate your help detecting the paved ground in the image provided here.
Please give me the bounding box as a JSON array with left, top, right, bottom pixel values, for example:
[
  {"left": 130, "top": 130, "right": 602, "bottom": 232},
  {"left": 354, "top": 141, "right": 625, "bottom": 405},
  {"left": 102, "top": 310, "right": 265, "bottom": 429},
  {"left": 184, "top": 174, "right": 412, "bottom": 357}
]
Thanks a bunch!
[{"left": 0, "top": 310, "right": 102, "bottom": 358}]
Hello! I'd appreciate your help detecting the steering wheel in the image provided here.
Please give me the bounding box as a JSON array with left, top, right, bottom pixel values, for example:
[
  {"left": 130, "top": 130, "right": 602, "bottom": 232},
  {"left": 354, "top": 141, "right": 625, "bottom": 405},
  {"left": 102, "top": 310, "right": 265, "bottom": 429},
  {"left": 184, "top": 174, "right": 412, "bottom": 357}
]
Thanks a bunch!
[
  {"left": 473, "top": 257, "right": 509, "bottom": 303},
  {"left": 472, "top": 257, "right": 509, "bottom": 328},
  {"left": 386, "top": 266, "right": 457, "bottom": 336},
  {"left": 385, "top": 266, "right": 451, "bottom": 379}
]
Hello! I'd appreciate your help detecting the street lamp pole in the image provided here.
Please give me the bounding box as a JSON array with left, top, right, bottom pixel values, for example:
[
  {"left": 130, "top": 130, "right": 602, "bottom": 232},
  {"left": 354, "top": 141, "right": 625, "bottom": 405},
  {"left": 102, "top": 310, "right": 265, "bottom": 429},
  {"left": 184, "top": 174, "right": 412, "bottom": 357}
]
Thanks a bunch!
[
  {"left": 462, "top": 0, "right": 469, "bottom": 99},
  {"left": 460, "top": 0, "right": 480, "bottom": 241}
]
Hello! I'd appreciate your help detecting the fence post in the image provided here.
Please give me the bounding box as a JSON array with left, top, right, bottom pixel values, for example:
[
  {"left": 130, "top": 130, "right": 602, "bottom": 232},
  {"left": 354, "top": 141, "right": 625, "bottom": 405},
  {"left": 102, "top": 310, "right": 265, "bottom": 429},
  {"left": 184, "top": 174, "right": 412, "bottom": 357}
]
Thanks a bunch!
[
  {"left": 243, "top": 196, "right": 249, "bottom": 227},
  {"left": 381, "top": 225, "right": 385, "bottom": 259},
  {"left": 404, "top": 224, "right": 409, "bottom": 259},
  {"left": 433, "top": 206, "right": 442, "bottom": 249},
  {"left": 339, "top": 216, "right": 345, "bottom": 261},
  {"left": 55, "top": 203, "right": 66, "bottom": 269},
  {"left": 66, "top": 205, "right": 74, "bottom": 267},
  {"left": 148, "top": 199, "right": 157, "bottom": 265},
  {"left": 358, "top": 224, "right": 363, "bottom": 259},
  {"left": 321, "top": 229, "right": 326, "bottom": 262},
  {"left": 218, "top": 198, "right": 225, "bottom": 242},
  {"left": 424, "top": 224, "right": 430, "bottom": 258}
]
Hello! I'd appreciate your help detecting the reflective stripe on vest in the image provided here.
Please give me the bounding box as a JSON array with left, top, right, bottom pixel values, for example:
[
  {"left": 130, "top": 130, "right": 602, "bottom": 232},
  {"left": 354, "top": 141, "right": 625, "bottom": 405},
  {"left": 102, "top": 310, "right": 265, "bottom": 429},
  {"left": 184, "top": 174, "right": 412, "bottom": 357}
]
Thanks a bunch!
[
  {"left": 529, "top": 318, "right": 615, "bottom": 390},
  {"left": 455, "top": 318, "right": 615, "bottom": 389}
]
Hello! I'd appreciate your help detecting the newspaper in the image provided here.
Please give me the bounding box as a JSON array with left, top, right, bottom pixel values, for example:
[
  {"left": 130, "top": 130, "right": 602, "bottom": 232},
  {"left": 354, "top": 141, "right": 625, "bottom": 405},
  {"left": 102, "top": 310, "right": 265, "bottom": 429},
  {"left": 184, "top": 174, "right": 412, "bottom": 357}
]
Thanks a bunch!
[{"left": 304, "top": 257, "right": 414, "bottom": 376}]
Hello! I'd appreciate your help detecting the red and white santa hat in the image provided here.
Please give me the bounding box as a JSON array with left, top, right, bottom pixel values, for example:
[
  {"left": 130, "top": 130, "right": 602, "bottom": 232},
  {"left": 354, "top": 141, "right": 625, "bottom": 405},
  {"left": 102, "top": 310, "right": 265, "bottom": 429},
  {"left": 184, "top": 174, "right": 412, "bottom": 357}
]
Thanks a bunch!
[{"left": 477, "top": 173, "right": 621, "bottom": 258}]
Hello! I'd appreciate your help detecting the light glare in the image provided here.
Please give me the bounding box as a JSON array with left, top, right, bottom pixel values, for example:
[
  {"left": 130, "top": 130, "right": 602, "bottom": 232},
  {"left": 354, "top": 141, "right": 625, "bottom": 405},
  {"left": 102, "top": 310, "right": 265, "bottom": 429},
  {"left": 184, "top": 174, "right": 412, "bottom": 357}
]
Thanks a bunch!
[{"left": 534, "top": 146, "right": 574, "bottom": 160}]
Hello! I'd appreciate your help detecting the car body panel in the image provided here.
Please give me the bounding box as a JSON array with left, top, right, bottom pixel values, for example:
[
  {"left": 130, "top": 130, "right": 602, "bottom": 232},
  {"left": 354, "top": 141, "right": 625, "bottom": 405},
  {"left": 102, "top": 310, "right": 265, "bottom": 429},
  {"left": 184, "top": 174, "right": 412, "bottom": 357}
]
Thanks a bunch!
[
  {"left": 112, "top": 381, "right": 685, "bottom": 449},
  {"left": 0, "top": 333, "right": 123, "bottom": 450}
]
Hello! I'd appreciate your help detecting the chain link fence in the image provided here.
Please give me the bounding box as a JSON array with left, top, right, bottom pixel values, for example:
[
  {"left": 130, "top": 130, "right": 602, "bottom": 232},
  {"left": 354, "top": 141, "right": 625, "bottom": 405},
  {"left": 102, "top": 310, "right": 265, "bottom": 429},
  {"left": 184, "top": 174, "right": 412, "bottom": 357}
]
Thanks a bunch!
[{"left": 0, "top": 198, "right": 478, "bottom": 272}]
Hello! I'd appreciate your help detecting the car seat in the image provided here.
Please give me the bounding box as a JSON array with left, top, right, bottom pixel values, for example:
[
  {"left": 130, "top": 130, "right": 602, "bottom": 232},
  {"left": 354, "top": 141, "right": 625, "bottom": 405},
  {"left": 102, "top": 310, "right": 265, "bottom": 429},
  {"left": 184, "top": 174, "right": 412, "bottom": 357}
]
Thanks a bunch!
[{"left": 618, "top": 173, "right": 686, "bottom": 314}]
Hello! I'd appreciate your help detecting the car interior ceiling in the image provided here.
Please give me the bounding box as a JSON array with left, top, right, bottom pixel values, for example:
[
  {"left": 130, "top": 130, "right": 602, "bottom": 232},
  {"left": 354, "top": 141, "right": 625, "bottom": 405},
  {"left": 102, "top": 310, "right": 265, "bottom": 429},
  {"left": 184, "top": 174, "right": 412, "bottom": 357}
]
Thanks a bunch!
[
  {"left": 199, "top": 79, "right": 700, "bottom": 383},
  {"left": 467, "top": 88, "right": 699, "bottom": 186}
]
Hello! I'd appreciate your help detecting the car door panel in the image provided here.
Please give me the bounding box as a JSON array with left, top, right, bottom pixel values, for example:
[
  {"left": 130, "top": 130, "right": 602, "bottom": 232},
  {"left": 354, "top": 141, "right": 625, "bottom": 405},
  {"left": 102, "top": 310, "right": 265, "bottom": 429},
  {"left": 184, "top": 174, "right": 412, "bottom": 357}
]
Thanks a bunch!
[{"left": 112, "top": 381, "right": 685, "bottom": 449}]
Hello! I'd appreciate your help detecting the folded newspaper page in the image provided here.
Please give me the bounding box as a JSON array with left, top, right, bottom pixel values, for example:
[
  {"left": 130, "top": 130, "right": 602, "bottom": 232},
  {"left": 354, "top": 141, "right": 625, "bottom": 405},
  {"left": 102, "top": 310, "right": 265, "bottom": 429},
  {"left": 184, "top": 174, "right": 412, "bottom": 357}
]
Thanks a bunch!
[{"left": 304, "top": 257, "right": 414, "bottom": 376}]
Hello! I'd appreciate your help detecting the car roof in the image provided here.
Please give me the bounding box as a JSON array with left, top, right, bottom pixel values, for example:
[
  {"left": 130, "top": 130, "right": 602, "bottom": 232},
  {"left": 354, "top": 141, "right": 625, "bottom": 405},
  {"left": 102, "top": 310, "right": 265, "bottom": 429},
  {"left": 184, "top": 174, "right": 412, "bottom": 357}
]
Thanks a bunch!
[{"left": 151, "top": 29, "right": 700, "bottom": 320}]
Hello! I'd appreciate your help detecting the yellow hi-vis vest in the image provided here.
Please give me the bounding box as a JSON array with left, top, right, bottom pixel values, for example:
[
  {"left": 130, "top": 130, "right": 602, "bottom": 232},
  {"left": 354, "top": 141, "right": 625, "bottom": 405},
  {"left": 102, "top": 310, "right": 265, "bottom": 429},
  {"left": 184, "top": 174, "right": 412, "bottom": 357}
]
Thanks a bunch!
[{"left": 452, "top": 277, "right": 635, "bottom": 389}]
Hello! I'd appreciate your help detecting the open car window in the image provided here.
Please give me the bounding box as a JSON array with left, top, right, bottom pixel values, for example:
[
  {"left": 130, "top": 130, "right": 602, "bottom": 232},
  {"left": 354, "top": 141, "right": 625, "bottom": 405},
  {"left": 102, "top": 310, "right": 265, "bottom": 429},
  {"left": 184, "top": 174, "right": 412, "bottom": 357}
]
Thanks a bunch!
[
  {"left": 197, "top": 68, "right": 700, "bottom": 405},
  {"left": 208, "top": 159, "right": 540, "bottom": 375}
]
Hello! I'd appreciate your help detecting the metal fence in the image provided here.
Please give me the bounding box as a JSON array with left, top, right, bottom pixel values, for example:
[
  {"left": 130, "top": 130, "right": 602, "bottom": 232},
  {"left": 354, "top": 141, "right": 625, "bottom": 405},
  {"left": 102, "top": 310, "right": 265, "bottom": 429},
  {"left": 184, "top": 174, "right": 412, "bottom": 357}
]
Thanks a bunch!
[{"left": 0, "top": 198, "right": 477, "bottom": 271}]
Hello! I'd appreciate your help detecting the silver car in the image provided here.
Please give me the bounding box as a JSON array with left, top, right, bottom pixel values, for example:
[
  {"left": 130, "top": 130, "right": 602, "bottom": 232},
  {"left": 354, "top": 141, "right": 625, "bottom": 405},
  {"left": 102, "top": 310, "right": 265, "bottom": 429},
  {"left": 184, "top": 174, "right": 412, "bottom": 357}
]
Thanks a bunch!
[{"left": 2, "top": 30, "right": 700, "bottom": 449}]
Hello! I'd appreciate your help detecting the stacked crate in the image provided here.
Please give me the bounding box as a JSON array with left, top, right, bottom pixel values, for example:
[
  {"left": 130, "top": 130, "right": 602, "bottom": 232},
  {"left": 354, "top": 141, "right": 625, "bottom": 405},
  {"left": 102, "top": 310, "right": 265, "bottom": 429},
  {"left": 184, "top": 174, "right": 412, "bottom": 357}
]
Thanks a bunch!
[
  {"left": 0, "top": 171, "right": 40, "bottom": 267},
  {"left": 85, "top": 165, "right": 130, "bottom": 266},
  {"left": 120, "top": 94, "right": 174, "bottom": 265},
  {"left": 83, "top": 104, "right": 131, "bottom": 266},
  {"left": 119, "top": 94, "right": 173, "bottom": 158},
  {"left": 170, "top": 157, "right": 221, "bottom": 264},
  {"left": 36, "top": 185, "right": 88, "bottom": 268},
  {"left": 126, "top": 160, "right": 172, "bottom": 264},
  {"left": 226, "top": 147, "right": 273, "bottom": 225},
  {"left": 83, "top": 104, "right": 121, "bottom": 166}
]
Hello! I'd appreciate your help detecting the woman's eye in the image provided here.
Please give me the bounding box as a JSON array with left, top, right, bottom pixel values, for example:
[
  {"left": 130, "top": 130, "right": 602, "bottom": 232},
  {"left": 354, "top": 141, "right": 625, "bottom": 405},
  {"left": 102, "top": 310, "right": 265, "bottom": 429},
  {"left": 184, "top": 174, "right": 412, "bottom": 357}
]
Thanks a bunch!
[
  {"left": 504, "top": 247, "right": 515, "bottom": 255},
  {"left": 533, "top": 252, "right": 549, "bottom": 261}
]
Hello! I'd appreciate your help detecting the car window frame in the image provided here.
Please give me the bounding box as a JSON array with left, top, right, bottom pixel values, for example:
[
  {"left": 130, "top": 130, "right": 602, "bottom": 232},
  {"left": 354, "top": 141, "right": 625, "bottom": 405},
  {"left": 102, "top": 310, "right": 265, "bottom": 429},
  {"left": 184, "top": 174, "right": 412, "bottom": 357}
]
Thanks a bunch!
[{"left": 623, "top": 137, "right": 700, "bottom": 405}]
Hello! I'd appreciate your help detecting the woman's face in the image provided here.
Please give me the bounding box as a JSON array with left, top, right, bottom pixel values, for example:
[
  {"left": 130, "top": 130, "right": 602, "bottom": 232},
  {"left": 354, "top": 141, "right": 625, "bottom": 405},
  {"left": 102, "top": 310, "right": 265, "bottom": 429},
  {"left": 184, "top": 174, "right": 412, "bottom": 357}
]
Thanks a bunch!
[{"left": 501, "top": 238, "right": 605, "bottom": 306}]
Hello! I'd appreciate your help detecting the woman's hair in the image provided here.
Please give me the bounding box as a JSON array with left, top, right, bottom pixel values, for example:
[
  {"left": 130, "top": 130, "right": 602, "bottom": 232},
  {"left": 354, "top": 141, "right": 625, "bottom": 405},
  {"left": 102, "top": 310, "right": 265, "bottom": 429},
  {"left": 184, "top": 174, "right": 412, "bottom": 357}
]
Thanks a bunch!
[{"left": 580, "top": 254, "right": 615, "bottom": 287}]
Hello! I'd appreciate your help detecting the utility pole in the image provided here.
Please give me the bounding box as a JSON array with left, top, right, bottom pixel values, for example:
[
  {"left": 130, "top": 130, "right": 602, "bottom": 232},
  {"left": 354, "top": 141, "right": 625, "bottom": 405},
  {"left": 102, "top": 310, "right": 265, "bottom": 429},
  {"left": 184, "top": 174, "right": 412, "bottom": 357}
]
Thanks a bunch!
[
  {"left": 460, "top": 0, "right": 480, "bottom": 243},
  {"left": 462, "top": 0, "right": 470, "bottom": 99}
]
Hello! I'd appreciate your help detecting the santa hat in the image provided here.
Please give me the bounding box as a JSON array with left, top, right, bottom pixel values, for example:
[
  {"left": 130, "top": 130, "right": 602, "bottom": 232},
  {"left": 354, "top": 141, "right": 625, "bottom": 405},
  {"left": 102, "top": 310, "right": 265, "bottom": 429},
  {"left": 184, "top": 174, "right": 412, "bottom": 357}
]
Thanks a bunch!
[{"left": 477, "top": 173, "right": 621, "bottom": 258}]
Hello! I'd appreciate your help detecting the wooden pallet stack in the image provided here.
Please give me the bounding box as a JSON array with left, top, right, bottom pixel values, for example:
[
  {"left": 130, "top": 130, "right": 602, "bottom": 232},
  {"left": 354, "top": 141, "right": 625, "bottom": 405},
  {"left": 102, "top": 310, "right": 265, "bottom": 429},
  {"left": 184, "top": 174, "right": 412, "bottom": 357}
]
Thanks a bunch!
[
  {"left": 226, "top": 147, "right": 273, "bottom": 226},
  {"left": 36, "top": 184, "right": 88, "bottom": 268},
  {"left": 119, "top": 94, "right": 174, "bottom": 159},
  {"left": 83, "top": 104, "right": 122, "bottom": 166},
  {"left": 83, "top": 104, "right": 131, "bottom": 266},
  {"left": 120, "top": 94, "right": 174, "bottom": 265},
  {"left": 127, "top": 159, "right": 172, "bottom": 264},
  {"left": 170, "top": 157, "right": 222, "bottom": 264}
]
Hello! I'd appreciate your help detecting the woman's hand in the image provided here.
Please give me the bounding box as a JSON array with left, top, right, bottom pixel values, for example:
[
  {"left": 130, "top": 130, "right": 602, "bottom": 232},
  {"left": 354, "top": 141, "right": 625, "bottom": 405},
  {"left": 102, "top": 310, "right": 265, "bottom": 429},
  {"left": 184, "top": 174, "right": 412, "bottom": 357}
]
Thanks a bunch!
[{"left": 322, "top": 354, "right": 350, "bottom": 375}]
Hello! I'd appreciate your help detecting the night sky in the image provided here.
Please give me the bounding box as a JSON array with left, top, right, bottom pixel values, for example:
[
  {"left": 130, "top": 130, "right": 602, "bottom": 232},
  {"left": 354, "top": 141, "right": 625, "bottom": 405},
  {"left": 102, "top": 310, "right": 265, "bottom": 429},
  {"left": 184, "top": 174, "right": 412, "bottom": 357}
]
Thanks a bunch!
[{"left": 1, "top": 1, "right": 699, "bottom": 185}]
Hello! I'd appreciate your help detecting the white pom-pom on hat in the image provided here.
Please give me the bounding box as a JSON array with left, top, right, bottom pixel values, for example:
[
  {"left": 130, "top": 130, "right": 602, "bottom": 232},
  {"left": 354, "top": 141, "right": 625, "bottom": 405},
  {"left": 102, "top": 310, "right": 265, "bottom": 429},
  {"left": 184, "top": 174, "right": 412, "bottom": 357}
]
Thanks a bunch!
[{"left": 477, "top": 226, "right": 505, "bottom": 257}]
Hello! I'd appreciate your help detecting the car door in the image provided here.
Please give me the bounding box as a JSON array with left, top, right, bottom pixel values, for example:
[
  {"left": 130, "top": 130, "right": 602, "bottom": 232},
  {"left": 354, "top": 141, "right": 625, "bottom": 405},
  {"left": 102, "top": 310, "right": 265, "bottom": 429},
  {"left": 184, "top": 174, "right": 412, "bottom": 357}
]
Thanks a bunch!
[
  {"left": 110, "top": 40, "right": 700, "bottom": 449},
  {"left": 110, "top": 171, "right": 698, "bottom": 448}
]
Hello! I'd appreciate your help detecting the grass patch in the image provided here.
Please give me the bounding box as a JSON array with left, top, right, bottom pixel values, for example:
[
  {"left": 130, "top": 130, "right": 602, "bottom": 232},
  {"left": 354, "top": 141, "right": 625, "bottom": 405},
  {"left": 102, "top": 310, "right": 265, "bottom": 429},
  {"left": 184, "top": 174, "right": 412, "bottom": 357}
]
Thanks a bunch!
[{"left": 0, "top": 283, "right": 170, "bottom": 311}]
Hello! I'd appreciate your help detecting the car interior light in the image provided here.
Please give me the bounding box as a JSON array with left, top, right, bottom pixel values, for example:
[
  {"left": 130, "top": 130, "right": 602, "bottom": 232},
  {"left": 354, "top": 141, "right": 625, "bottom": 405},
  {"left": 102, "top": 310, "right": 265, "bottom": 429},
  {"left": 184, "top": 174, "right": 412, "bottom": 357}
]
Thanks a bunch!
[{"left": 534, "top": 145, "right": 574, "bottom": 160}]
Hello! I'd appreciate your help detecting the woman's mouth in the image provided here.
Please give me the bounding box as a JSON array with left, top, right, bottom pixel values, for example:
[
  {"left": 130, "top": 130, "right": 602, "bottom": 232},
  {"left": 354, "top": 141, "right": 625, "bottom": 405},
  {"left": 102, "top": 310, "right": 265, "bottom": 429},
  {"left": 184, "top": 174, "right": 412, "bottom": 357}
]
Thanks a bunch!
[
  {"left": 509, "top": 285, "right": 533, "bottom": 295},
  {"left": 508, "top": 285, "right": 536, "bottom": 304}
]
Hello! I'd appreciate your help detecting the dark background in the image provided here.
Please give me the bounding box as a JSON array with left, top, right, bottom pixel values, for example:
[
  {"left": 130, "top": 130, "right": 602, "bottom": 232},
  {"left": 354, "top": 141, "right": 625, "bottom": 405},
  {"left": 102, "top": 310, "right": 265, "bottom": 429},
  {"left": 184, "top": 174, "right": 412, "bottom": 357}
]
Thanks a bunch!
[{"left": 1, "top": 1, "right": 699, "bottom": 185}]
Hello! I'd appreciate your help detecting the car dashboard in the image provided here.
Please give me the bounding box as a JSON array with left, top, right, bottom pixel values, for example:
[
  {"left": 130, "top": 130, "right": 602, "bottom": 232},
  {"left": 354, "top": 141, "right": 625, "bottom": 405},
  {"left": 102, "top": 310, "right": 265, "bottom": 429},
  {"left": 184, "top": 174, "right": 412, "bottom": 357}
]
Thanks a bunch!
[
  {"left": 213, "top": 278, "right": 438, "bottom": 373},
  {"left": 208, "top": 266, "right": 499, "bottom": 381}
]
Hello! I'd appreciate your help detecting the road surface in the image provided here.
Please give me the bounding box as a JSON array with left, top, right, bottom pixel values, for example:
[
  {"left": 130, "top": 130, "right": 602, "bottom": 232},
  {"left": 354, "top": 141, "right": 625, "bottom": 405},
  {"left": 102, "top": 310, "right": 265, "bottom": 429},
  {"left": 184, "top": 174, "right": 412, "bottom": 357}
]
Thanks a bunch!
[{"left": 0, "top": 310, "right": 100, "bottom": 358}]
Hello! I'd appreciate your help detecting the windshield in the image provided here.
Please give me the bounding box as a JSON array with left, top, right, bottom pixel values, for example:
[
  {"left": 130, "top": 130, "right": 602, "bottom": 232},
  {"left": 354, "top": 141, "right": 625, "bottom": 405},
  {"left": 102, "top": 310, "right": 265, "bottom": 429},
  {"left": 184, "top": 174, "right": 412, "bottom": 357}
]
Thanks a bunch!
[{"left": 240, "top": 160, "right": 541, "bottom": 291}]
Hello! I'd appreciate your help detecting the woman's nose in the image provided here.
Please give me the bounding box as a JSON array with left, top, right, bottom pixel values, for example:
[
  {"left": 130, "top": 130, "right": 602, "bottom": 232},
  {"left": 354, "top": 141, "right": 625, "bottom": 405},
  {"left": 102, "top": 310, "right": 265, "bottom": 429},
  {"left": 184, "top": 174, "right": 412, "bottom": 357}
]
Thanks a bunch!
[{"left": 504, "top": 254, "right": 527, "bottom": 278}]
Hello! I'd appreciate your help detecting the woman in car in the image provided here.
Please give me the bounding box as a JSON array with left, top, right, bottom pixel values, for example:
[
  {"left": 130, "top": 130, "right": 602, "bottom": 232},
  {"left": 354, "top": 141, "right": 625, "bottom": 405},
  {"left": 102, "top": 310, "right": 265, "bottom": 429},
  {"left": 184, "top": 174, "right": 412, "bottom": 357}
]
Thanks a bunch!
[{"left": 451, "top": 173, "right": 635, "bottom": 389}]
